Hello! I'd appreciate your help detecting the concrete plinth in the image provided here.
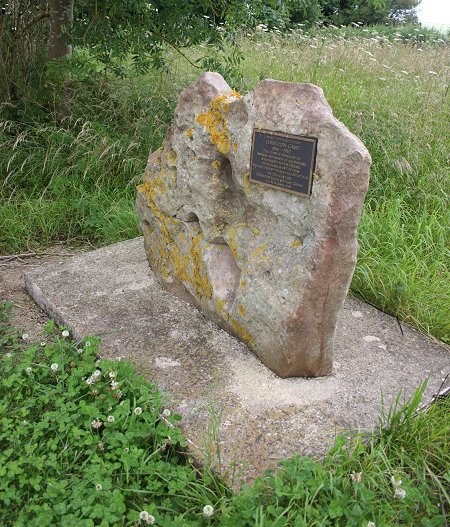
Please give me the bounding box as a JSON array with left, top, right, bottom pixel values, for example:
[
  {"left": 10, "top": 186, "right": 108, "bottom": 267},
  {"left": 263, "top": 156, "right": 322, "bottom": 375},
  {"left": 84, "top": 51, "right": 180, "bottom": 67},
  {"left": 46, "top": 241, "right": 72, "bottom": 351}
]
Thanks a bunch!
[{"left": 24, "top": 237, "right": 449, "bottom": 486}]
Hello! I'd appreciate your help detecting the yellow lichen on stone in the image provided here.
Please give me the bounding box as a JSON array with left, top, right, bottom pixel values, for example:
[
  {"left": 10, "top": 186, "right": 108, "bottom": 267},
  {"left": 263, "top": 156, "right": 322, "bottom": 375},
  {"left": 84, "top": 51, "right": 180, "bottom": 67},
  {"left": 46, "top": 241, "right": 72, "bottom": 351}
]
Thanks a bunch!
[
  {"left": 185, "top": 128, "right": 194, "bottom": 138},
  {"left": 291, "top": 239, "right": 303, "bottom": 248},
  {"left": 226, "top": 227, "right": 239, "bottom": 258},
  {"left": 251, "top": 227, "right": 260, "bottom": 236},
  {"left": 211, "top": 160, "right": 220, "bottom": 169},
  {"left": 251, "top": 244, "right": 266, "bottom": 259},
  {"left": 166, "top": 149, "right": 177, "bottom": 166},
  {"left": 189, "top": 232, "right": 213, "bottom": 299},
  {"left": 196, "top": 91, "right": 240, "bottom": 155},
  {"left": 230, "top": 318, "right": 254, "bottom": 346},
  {"left": 240, "top": 278, "right": 247, "bottom": 288},
  {"left": 215, "top": 297, "right": 227, "bottom": 313},
  {"left": 233, "top": 143, "right": 238, "bottom": 151},
  {"left": 238, "top": 304, "right": 246, "bottom": 317},
  {"left": 243, "top": 172, "right": 251, "bottom": 194}
]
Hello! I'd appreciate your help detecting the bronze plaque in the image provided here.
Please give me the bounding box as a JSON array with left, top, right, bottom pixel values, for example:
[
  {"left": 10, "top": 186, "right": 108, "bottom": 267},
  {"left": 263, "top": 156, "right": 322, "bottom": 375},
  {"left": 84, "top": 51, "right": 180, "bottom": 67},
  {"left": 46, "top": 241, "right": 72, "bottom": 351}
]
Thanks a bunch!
[{"left": 249, "top": 129, "right": 317, "bottom": 197}]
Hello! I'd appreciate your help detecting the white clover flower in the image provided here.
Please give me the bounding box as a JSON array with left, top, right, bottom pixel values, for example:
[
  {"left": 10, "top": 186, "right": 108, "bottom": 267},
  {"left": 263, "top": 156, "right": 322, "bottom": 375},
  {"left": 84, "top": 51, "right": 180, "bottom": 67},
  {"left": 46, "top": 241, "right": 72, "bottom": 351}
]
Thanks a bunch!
[
  {"left": 92, "top": 369, "right": 101, "bottom": 379},
  {"left": 85, "top": 341, "right": 91, "bottom": 347},
  {"left": 391, "top": 475, "right": 402, "bottom": 488},
  {"left": 107, "top": 415, "right": 115, "bottom": 423},
  {"left": 95, "top": 483, "right": 102, "bottom": 491},
  {"left": 77, "top": 348, "right": 83, "bottom": 354},
  {"left": 350, "top": 472, "right": 362, "bottom": 483},
  {"left": 91, "top": 419, "right": 103, "bottom": 429},
  {"left": 367, "top": 522, "right": 376, "bottom": 527},
  {"left": 139, "top": 511, "right": 149, "bottom": 522},
  {"left": 86, "top": 377, "right": 94, "bottom": 385},
  {"left": 21, "top": 333, "right": 29, "bottom": 341},
  {"left": 25, "top": 367, "right": 32, "bottom": 374},
  {"left": 139, "top": 510, "right": 155, "bottom": 524},
  {"left": 111, "top": 380, "right": 119, "bottom": 390},
  {"left": 5, "top": 353, "right": 12, "bottom": 358},
  {"left": 161, "top": 409, "right": 171, "bottom": 418},
  {"left": 134, "top": 407, "right": 143, "bottom": 416},
  {"left": 124, "top": 447, "right": 129, "bottom": 453},
  {"left": 40, "top": 341, "right": 46, "bottom": 347},
  {"left": 61, "top": 330, "right": 70, "bottom": 338},
  {"left": 109, "top": 371, "right": 116, "bottom": 379},
  {"left": 203, "top": 504, "right": 214, "bottom": 517},
  {"left": 394, "top": 487, "right": 406, "bottom": 499},
  {"left": 50, "top": 363, "right": 59, "bottom": 371}
]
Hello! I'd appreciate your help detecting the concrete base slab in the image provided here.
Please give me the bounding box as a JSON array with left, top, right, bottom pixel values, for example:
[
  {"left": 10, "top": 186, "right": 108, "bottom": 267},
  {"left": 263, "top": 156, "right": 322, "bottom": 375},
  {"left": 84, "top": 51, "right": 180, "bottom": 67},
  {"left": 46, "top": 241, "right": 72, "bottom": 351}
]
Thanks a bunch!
[{"left": 24, "top": 237, "right": 449, "bottom": 485}]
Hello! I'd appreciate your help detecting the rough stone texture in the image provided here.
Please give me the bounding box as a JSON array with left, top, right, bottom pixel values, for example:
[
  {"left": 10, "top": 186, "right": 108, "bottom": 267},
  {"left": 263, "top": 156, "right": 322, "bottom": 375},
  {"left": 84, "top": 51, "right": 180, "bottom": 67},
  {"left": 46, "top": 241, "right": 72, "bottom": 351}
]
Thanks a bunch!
[
  {"left": 136, "top": 73, "right": 371, "bottom": 378},
  {"left": 24, "top": 238, "right": 450, "bottom": 486}
]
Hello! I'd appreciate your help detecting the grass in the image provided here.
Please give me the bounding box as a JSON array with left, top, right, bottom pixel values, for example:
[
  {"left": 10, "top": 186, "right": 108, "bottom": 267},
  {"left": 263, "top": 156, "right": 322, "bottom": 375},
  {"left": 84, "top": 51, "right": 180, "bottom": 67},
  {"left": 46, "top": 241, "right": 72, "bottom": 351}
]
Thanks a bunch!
[
  {"left": 1, "top": 300, "right": 449, "bottom": 526},
  {"left": 0, "top": 25, "right": 449, "bottom": 343}
]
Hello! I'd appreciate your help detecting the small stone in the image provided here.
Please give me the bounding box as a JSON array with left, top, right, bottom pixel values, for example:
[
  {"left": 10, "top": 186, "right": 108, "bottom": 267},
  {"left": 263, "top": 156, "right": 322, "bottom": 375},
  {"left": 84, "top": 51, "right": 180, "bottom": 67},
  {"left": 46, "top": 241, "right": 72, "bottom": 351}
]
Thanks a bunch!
[
  {"left": 363, "top": 335, "right": 381, "bottom": 343},
  {"left": 352, "top": 310, "right": 363, "bottom": 318},
  {"left": 136, "top": 73, "right": 370, "bottom": 378}
]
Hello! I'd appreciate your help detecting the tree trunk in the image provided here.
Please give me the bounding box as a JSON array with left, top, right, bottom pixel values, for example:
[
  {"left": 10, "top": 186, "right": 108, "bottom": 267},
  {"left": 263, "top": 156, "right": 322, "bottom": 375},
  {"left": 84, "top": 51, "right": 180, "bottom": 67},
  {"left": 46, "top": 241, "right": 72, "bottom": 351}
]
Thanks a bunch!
[{"left": 48, "top": 0, "right": 74, "bottom": 60}]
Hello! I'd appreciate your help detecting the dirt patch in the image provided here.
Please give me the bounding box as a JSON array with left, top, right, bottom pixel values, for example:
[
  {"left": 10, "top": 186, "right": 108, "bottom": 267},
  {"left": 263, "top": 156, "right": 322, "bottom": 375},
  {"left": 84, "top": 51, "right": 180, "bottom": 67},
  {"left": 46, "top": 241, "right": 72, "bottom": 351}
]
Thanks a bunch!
[{"left": 0, "top": 245, "right": 88, "bottom": 337}]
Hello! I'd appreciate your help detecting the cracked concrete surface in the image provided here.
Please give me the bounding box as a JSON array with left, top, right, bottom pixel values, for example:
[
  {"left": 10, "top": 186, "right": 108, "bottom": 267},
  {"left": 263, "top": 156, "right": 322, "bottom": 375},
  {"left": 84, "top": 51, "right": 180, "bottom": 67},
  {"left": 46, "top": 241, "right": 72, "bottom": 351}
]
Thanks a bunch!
[{"left": 23, "top": 237, "right": 450, "bottom": 486}]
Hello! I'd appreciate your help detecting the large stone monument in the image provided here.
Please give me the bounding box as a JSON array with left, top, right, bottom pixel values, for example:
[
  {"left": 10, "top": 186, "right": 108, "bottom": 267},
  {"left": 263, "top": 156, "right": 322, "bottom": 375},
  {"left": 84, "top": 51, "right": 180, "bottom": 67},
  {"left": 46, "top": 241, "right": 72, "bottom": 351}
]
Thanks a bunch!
[{"left": 136, "top": 73, "right": 370, "bottom": 378}]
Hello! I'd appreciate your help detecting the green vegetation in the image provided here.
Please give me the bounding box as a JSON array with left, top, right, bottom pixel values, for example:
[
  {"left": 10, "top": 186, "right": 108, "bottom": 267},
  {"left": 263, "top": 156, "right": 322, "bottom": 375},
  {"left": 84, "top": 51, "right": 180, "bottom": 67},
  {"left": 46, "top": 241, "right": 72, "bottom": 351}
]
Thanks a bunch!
[
  {"left": 1, "top": 301, "right": 448, "bottom": 526},
  {"left": 1, "top": 26, "right": 449, "bottom": 342}
]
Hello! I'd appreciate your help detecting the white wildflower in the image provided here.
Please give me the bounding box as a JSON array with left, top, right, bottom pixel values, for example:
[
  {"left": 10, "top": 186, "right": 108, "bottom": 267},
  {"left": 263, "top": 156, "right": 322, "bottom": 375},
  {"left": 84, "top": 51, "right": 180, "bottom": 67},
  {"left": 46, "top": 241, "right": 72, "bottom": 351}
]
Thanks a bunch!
[
  {"left": 109, "top": 371, "right": 116, "bottom": 379},
  {"left": 5, "top": 353, "right": 12, "bottom": 358},
  {"left": 107, "top": 415, "right": 115, "bottom": 423},
  {"left": 124, "top": 447, "right": 129, "bottom": 453},
  {"left": 85, "top": 341, "right": 91, "bottom": 347},
  {"left": 134, "top": 407, "right": 143, "bottom": 416},
  {"left": 92, "top": 369, "right": 101, "bottom": 379},
  {"left": 50, "top": 363, "right": 59, "bottom": 372},
  {"left": 162, "top": 409, "right": 171, "bottom": 418},
  {"left": 394, "top": 487, "right": 406, "bottom": 499},
  {"left": 86, "top": 377, "right": 94, "bottom": 385},
  {"left": 25, "top": 367, "right": 32, "bottom": 374},
  {"left": 111, "top": 380, "right": 119, "bottom": 390},
  {"left": 350, "top": 472, "right": 362, "bottom": 483},
  {"left": 139, "top": 510, "right": 155, "bottom": 524},
  {"left": 367, "top": 522, "right": 376, "bottom": 527},
  {"left": 40, "top": 341, "right": 46, "bottom": 347},
  {"left": 61, "top": 330, "right": 69, "bottom": 338},
  {"left": 91, "top": 419, "right": 103, "bottom": 429},
  {"left": 77, "top": 348, "right": 83, "bottom": 354},
  {"left": 21, "top": 333, "right": 29, "bottom": 341},
  {"left": 203, "top": 504, "right": 214, "bottom": 517},
  {"left": 391, "top": 475, "right": 402, "bottom": 488},
  {"left": 95, "top": 483, "right": 102, "bottom": 491}
]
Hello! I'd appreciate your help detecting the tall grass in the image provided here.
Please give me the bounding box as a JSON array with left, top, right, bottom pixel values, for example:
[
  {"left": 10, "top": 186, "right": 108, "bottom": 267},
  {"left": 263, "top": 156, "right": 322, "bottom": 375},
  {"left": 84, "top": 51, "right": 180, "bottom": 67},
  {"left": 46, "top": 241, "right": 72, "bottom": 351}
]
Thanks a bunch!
[
  {"left": 0, "top": 26, "right": 448, "bottom": 342},
  {"left": 0, "top": 71, "right": 184, "bottom": 252}
]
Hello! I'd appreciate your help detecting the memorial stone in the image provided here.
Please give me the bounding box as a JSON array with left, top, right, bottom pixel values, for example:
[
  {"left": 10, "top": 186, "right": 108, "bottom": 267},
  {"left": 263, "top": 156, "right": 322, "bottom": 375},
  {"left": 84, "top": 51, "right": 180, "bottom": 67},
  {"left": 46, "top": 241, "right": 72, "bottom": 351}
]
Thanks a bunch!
[{"left": 136, "top": 72, "right": 371, "bottom": 377}]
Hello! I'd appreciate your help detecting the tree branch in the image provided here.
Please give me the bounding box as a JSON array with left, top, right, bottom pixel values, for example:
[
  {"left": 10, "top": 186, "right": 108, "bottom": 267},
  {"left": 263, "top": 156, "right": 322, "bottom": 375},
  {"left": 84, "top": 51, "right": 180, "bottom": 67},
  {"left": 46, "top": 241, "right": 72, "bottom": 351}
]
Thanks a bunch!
[{"left": 19, "top": 10, "right": 50, "bottom": 35}]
